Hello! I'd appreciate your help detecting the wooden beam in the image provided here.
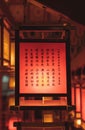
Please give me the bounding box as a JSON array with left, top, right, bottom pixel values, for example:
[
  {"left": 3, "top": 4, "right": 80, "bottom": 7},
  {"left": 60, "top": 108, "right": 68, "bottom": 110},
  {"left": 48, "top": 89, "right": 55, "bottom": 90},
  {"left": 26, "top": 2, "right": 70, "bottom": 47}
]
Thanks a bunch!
[{"left": 0, "top": 0, "right": 15, "bottom": 26}]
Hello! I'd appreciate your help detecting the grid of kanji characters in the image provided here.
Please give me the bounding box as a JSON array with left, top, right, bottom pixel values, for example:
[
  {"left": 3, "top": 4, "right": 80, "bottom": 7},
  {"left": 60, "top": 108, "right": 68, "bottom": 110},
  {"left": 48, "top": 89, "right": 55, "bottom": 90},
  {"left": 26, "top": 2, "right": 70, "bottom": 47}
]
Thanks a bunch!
[{"left": 20, "top": 43, "right": 67, "bottom": 94}]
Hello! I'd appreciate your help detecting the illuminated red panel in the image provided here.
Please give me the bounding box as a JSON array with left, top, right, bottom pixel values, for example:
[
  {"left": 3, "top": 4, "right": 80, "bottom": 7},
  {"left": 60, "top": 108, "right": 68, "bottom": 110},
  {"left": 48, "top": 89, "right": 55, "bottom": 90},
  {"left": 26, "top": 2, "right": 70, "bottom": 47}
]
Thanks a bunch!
[
  {"left": 81, "top": 89, "right": 85, "bottom": 121},
  {"left": 20, "top": 42, "right": 67, "bottom": 94},
  {"left": 75, "top": 88, "right": 81, "bottom": 112}
]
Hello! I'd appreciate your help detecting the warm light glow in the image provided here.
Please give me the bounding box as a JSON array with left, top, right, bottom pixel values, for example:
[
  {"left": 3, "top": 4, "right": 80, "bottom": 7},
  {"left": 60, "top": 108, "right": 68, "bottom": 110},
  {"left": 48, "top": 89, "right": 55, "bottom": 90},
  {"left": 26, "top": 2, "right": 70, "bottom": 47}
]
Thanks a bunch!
[
  {"left": 4, "top": 0, "right": 9, "bottom": 2},
  {"left": 3, "top": 27, "right": 10, "bottom": 61},
  {"left": 76, "top": 113, "right": 81, "bottom": 119},
  {"left": 76, "top": 119, "right": 81, "bottom": 125},
  {"left": 63, "top": 23, "right": 67, "bottom": 26},
  {"left": 8, "top": 117, "right": 21, "bottom": 130},
  {"left": 74, "top": 119, "right": 81, "bottom": 128},
  {"left": 43, "top": 113, "right": 53, "bottom": 122},
  {"left": 9, "top": 77, "right": 15, "bottom": 89},
  {"left": 9, "top": 96, "right": 15, "bottom": 106},
  {"left": 3, "top": 61, "right": 9, "bottom": 66},
  {"left": 81, "top": 89, "right": 85, "bottom": 121},
  {"left": 20, "top": 42, "right": 67, "bottom": 94},
  {"left": 81, "top": 122, "right": 85, "bottom": 130},
  {"left": 8, "top": 118, "right": 16, "bottom": 130},
  {"left": 42, "top": 97, "right": 53, "bottom": 101},
  {"left": 11, "top": 42, "right": 15, "bottom": 66},
  {"left": 75, "top": 86, "right": 81, "bottom": 112}
]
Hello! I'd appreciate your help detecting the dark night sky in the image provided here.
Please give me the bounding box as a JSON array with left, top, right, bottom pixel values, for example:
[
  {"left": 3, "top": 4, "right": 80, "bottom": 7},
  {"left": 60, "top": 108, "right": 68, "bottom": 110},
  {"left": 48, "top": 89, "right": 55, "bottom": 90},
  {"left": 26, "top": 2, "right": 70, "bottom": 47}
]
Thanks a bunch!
[{"left": 37, "top": 0, "right": 85, "bottom": 25}]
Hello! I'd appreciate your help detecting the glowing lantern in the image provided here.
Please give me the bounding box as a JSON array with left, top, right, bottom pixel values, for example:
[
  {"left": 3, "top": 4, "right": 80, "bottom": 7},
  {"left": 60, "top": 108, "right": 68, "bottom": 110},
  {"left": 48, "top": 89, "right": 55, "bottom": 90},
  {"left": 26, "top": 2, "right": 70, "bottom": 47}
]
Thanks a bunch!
[
  {"left": 11, "top": 41, "right": 15, "bottom": 66},
  {"left": 3, "top": 27, "right": 10, "bottom": 66},
  {"left": 75, "top": 84, "right": 81, "bottom": 114}
]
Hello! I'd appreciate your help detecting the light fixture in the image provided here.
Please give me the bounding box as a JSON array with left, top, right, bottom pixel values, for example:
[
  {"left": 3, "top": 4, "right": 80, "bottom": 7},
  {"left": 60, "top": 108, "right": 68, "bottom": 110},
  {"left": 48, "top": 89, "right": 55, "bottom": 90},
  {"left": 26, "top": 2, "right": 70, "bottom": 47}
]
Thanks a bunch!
[
  {"left": 4, "top": 0, "right": 9, "bottom": 3},
  {"left": 74, "top": 119, "right": 81, "bottom": 128}
]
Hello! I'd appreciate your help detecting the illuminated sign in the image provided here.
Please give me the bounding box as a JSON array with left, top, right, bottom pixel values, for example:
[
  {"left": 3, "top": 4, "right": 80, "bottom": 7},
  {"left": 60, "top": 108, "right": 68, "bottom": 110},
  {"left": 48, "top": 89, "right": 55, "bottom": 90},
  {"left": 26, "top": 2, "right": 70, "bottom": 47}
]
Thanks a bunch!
[{"left": 20, "top": 42, "right": 67, "bottom": 94}]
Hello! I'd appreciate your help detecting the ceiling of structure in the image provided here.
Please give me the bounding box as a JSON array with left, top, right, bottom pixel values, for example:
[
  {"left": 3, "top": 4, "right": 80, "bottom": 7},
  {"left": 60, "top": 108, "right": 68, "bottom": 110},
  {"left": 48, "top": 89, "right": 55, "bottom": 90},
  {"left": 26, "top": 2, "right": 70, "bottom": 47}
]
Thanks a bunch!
[
  {"left": 37, "top": 0, "right": 85, "bottom": 26},
  {"left": 0, "top": 0, "right": 85, "bottom": 26}
]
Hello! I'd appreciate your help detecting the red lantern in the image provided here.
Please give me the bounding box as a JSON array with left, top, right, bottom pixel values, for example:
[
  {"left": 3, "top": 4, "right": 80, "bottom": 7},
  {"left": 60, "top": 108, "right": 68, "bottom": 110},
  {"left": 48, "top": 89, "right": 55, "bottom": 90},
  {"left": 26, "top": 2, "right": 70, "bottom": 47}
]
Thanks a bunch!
[
  {"left": 81, "top": 88, "right": 85, "bottom": 121},
  {"left": 75, "top": 84, "right": 81, "bottom": 119},
  {"left": 71, "top": 71, "right": 75, "bottom": 106},
  {"left": 75, "top": 86, "right": 81, "bottom": 112}
]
